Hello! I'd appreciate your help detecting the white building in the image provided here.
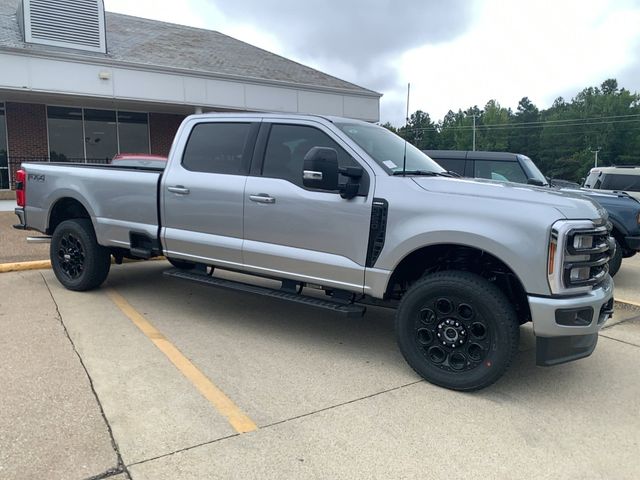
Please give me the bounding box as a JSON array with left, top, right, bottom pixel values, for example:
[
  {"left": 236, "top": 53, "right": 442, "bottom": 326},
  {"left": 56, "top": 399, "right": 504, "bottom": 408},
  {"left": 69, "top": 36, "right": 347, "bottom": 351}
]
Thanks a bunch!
[{"left": 0, "top": 0, "right": 381, "bottom": 193}]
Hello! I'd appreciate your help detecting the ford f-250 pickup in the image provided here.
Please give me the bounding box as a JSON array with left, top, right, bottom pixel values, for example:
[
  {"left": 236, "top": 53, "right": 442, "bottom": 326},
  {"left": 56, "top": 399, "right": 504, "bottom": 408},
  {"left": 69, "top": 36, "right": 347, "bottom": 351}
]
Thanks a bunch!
[{"left": 14, "top": 113, "right": 615, "bottom": 391}]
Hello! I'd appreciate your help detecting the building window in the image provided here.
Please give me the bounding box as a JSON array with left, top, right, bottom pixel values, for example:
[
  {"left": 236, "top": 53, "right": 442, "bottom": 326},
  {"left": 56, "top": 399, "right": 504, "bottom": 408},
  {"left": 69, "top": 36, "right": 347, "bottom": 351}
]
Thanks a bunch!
[
  {"left": 47, "top": 106, "right": 150, "bottom": 163},
  {"left": 48, "top": 106, "right": 85, "bottom": 162},
  {"left": 84, "top": 109, "right": 118, "bottom": 162},
  {"left": 118, "top": 111, "right": 150, "bottom": 154},
  {"left": 0, "top": 103, "right": 8, "bottom": 189}
]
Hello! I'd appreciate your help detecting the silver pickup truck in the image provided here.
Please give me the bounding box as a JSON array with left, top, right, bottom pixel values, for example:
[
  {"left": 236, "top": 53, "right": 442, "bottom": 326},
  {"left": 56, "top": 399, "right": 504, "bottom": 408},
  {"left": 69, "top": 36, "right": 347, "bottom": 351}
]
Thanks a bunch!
[{"left": 14, "top": 113, "right": 615, "bottom": 391}]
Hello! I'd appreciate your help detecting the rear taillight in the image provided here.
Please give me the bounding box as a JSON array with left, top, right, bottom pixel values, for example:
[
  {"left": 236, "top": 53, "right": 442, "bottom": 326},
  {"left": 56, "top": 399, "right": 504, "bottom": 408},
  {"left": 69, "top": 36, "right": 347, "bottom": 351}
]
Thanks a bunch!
[{"left": 16, "top": 169, "right": 26, "bottom": 207}]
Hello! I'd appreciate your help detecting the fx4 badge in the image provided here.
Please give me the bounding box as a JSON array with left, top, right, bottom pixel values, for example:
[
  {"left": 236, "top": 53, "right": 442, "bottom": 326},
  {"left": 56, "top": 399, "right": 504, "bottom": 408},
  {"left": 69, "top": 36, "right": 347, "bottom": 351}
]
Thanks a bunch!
[{"left": 28, "top": 174, "right": 45, "bottom": 183}]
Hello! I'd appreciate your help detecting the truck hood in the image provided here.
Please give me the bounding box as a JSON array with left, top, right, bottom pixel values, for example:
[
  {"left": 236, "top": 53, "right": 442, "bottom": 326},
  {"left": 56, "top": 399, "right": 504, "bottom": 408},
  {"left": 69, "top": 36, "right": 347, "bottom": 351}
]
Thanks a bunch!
[{"left": 412, "top": 177, "right": 606, "bottom": 221}]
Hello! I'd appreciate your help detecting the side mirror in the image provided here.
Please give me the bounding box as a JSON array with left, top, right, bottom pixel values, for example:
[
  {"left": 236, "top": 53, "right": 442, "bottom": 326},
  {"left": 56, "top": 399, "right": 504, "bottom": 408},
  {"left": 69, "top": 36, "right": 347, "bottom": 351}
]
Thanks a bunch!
[
  {"left": 303, "top": 147, "right": 339, "bottom": 191},
  {"left": 527, "top": 178, "right": 545, "bottom": 187}
]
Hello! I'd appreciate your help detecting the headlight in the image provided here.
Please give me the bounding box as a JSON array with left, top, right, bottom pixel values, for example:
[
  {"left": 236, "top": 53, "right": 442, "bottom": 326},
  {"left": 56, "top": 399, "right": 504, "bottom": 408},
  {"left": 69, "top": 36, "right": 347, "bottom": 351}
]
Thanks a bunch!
[{"left": 548, "top": 220, "right": 612, "bottom": 295}]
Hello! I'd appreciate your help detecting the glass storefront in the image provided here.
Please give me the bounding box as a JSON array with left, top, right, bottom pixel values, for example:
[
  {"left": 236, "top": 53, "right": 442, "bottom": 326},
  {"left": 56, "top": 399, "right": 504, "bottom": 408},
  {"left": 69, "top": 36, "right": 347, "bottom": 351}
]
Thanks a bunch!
[
  {"left": 118, "top": 111, "right": 150, "bottom": 154},
  {"left": 0, "top": 103, "right": 7, "bottom": 189},
  {"left": 47, "top": 106, "right": 150, "bottom": 163},
  {"left": 84, "top": 109, "right": 118, "bottom": 162},
  {"left": 48, "top": 106, "right": 85, "bottom": 162}
]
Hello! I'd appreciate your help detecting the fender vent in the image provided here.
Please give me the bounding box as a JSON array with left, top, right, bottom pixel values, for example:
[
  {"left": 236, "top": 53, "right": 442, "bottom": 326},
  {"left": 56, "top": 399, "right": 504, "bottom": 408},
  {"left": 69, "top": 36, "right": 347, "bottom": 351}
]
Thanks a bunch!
[
  {"left": 19, "top": 0, "right": 107, "bottom": 53},
  {"left": 366, "top": 198, "right": 388, "bottom": 268}
]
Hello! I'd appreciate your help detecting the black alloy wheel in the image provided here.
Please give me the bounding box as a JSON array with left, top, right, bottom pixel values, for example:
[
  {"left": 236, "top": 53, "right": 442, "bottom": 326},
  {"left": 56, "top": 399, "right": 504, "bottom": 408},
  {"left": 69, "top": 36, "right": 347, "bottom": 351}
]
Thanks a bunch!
[
  {"left": 57, "top": 232, "right": 86, "bottom": 280},
  {"left": 415, "top": 297, "right": 492, "bottom": 373},
  {"left": 396, "top": 270, "right": 519, "bottom": 391}
]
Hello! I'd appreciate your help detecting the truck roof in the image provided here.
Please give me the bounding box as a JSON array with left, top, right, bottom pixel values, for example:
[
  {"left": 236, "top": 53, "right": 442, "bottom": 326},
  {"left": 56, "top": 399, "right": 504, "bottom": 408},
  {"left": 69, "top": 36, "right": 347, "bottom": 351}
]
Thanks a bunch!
[{"left": 185, "top": 112, "right": 371, "bottom": 125}]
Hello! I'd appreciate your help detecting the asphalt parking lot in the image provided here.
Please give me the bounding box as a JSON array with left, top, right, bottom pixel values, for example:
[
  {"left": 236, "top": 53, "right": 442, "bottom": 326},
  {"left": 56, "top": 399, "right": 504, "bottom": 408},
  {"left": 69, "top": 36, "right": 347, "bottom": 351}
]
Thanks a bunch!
[{"left": 1, "top": 257, "right": 640, "bottom": 480}]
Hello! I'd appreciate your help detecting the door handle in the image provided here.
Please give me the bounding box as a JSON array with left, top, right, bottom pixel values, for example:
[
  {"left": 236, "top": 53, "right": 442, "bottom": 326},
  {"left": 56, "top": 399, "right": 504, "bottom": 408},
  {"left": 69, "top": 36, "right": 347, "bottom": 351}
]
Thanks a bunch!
[
  {"left": 249, "top": 194, "right": 276, "bottom": 204},
  {"left": 168, "top": 186, "right": 190, "bottom": 195}
]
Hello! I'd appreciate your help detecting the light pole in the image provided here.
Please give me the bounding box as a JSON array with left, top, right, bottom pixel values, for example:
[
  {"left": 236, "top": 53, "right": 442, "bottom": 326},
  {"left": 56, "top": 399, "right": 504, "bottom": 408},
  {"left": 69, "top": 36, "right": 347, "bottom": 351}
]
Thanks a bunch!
[
  {"left": 590, "top": 148, "right": 601, "bottom": 168},
  {"left": 472, "top": 114, "right": 476, "bottom": 151}
]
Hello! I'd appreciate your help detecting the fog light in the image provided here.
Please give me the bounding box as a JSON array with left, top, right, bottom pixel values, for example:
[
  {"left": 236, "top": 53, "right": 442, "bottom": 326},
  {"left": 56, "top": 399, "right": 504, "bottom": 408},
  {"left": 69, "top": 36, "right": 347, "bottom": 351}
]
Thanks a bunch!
[
  {"left": 570, "top": 266, "right": 591, "bottom": 282},
  {"left": 573, "top": 235, "right": 593, "bottom": 250},
  {"left": 556, "top": 307, "right": 594, "bottom": 326}
]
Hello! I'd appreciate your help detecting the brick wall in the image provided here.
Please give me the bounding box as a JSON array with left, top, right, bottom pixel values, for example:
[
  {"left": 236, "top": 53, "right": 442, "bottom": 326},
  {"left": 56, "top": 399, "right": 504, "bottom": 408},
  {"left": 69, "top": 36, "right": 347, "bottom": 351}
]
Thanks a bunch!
[
  {"left": 5, "top": 102, "right": 49, "bottom": 187},
  {"left": 149, "top": 113, "right": 186, "bottom": 156}
]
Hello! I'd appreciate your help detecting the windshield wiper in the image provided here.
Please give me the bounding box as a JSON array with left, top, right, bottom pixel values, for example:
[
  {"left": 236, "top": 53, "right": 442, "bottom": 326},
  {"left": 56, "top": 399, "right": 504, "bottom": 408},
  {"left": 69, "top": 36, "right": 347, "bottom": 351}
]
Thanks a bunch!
[{"left": 392, "top": 170, "right": 456, "bottom": 177}]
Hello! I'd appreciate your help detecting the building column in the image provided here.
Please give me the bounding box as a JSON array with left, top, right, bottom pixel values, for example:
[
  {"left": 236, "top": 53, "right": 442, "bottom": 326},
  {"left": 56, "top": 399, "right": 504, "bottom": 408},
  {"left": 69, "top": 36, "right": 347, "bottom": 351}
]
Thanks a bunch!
[
  {"left": 6, "top": 102, "right": 48, "bottom": 188},
  {"left": 149, "top": 113, "right": 186, "bottom": 157}
]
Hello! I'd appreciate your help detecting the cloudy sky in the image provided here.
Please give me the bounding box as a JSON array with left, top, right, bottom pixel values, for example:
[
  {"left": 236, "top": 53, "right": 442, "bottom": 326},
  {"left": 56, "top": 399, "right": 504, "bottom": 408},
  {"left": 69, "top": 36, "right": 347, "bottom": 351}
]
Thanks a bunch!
[{"left": 104, "top": 0, "right": 640, "bottom": 125}]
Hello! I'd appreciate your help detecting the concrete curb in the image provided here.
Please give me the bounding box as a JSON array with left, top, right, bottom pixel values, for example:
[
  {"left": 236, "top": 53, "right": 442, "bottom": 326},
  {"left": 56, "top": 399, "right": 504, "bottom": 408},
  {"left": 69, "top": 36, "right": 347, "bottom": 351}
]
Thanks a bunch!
[
  {"left": 615, "top": 299, "right": 640, "bottom": 311},
  {"left": 0, "top": 260, "right": 51, "bottom": 273},
  {"left": 0, "top": 257, "right": 166, "bottom": 274}
]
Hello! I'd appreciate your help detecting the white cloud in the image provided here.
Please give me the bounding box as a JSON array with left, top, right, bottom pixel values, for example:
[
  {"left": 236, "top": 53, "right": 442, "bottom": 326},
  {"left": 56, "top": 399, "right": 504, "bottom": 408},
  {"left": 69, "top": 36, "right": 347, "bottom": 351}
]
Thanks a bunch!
[
  {"left": 103, "top": 0, "right": 640, "bottom": 126},
  {"left": 399, "top": 0, "right": 640, "bottom": 124}
]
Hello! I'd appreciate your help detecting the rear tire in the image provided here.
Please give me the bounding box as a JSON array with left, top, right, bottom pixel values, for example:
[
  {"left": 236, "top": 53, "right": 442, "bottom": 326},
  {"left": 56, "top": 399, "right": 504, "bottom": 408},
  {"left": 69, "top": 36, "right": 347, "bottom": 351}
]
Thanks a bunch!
[
  {"left": 50, "top": 219, "right": 111, "bottom": 291},
  {"left": 395, "top": 270, "right": 519, "bottom": 391},
  {"left": 609, "top": 238, "right": 623, "bottom": 277}
]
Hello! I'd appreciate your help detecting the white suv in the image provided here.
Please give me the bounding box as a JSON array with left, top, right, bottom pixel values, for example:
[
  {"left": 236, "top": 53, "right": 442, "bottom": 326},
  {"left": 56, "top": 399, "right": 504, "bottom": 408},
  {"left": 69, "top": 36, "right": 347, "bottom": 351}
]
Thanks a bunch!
[{"left": 584, "top": 166, "right": 640, "bottom": 200}]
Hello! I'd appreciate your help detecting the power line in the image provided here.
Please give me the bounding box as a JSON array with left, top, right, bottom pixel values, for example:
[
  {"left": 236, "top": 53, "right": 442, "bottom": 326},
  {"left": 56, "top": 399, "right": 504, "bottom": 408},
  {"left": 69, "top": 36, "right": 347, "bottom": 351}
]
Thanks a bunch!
[{"left": 399, "top": 112, "right": 640, "bottom": 133}]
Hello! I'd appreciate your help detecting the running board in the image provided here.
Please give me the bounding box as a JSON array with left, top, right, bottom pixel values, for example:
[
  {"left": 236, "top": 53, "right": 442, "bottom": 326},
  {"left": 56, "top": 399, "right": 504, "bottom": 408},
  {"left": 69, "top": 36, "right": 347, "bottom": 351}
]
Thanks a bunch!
[{"left": 163, "top": 269, "right": 366, "bottom": 317}]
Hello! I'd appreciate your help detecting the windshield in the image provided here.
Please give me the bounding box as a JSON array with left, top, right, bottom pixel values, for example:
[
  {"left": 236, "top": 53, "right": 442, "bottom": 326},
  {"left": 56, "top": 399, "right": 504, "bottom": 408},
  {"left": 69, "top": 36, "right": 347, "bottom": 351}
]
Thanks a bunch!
[
  {"left": 335, "top": 122, "right": 444, "bottom": 174},
  {"left": 519, "top": 155, "right": 549, "bottom": 186}
]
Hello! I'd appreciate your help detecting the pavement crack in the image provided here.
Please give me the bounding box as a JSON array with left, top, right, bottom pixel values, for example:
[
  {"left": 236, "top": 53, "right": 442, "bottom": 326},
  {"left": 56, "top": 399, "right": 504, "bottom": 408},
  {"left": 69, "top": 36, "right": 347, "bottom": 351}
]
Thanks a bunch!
[
  {"left": 126, "top": 433, "right": 240, "bottom": 468},
  {"left": 127, "top": 380, "right": 424, "bottom": 469},
  {"left": 601, "top": 314, "right": 640, "bottom": 331},
  {"left": 599, "top": 333, "right": 640, "bottom": 348},
  {"left": 261, "top": 379, "right": 425, "bottom": 430},
  {"left": 84, "top": 466, "right": 127, "bottom": 480},
  {"left": 41, "top": 273, "right": 131, "bottom": 480}
]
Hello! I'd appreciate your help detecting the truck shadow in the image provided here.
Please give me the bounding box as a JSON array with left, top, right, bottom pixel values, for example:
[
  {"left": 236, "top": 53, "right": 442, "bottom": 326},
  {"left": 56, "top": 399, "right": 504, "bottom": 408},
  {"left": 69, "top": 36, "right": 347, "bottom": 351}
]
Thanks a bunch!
[{"left": 105, "top": 262, "right": 614, "bottom": 397}]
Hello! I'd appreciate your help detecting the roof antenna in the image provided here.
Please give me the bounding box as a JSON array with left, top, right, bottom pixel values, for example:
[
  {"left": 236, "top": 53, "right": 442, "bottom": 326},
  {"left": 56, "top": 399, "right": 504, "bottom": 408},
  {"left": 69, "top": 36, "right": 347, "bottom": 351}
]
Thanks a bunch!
[{"left": 402, "top": 82, "right": 410, "bottom": 176}]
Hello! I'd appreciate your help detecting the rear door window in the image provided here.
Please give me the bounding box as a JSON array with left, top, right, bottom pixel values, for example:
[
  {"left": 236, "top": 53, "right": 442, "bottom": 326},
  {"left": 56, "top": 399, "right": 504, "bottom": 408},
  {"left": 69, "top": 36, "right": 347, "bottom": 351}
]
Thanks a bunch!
[{"left": 182, "top": 123, "right": 252, "bottom": 175}]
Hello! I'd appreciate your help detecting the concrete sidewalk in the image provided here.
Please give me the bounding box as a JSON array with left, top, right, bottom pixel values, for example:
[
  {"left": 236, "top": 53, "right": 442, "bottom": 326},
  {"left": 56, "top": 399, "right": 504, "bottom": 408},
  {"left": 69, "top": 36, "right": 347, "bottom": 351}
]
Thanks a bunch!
[
  {"left": 0, "top": 271, "right": 124, "bottom": 479},
  {"left": 0, "top": 200, "right": 17, "bottom": 212}
]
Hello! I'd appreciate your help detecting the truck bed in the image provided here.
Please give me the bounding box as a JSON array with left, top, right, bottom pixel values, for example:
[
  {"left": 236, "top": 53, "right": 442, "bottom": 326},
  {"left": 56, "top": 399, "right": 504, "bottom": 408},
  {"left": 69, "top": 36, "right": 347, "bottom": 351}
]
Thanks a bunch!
[{"left": 21, "top": 162, "right": 162, "bottom": 250}]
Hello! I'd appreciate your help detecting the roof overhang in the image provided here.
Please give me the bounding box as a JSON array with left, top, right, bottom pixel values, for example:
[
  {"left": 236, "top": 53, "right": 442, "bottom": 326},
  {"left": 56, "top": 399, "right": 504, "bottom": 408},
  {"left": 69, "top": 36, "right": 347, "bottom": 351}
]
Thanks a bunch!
[{"left": 0, "top": 47, "right": 381, "bottom": 121}]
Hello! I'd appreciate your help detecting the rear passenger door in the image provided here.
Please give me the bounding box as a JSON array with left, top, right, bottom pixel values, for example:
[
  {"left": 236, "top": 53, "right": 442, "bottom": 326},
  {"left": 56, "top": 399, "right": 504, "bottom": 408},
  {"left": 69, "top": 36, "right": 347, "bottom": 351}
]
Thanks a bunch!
[
  {"left": 161, "top": 119, "right": 259, "bottom": 267},
  {"left": 242, "top": 120, "right": 374, "bottom": 292}
]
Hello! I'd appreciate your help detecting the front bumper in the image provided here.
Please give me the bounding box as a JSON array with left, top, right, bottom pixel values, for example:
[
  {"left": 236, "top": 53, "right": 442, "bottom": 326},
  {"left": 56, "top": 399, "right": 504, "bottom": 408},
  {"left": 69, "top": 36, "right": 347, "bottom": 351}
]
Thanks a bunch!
[
  {"left": 624, "top": 235, "right": 640, "bottom": 251},
  {"left": 528, "top": 276, "right": 614, "bottom": 366},
  {"left": 13, "top": 207, "right": 27, "bottom": 230}
]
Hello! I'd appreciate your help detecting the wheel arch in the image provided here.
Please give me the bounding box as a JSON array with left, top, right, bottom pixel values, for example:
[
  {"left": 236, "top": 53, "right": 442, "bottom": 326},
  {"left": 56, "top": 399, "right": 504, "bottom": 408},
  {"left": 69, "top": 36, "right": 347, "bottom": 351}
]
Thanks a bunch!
[
  {"left": 47, "top": 196, "right": 94, "bottom": 235},
  {"left": 385, "top": 243, "right": 531, "bottom": 325}
]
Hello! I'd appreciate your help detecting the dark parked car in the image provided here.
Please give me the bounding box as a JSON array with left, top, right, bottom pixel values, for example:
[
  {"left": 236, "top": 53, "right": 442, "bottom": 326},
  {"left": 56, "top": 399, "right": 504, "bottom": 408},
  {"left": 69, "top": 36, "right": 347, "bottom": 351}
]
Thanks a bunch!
[{"left": 424, "top": 150, "right": 640, "bottom": 276}]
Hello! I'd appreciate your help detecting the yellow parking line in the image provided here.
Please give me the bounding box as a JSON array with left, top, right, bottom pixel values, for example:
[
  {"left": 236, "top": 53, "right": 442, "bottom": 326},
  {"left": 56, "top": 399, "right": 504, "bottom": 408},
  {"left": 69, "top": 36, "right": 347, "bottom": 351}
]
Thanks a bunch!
[{"left": 106, "top": 288, "right": 258, "bottom": 434}]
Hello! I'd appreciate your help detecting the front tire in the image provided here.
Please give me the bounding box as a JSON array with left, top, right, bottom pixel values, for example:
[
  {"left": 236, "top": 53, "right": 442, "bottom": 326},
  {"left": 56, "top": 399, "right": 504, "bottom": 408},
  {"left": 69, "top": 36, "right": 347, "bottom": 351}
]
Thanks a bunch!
[
  {"left": 395, "top": 271, "right": 519, "bottom": 391},
  {"left": 50, "top": 219, "right": 111, "bottom": 291},
  {"left": 608, "top": 238, "right": 623, "bottom": 277}
]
